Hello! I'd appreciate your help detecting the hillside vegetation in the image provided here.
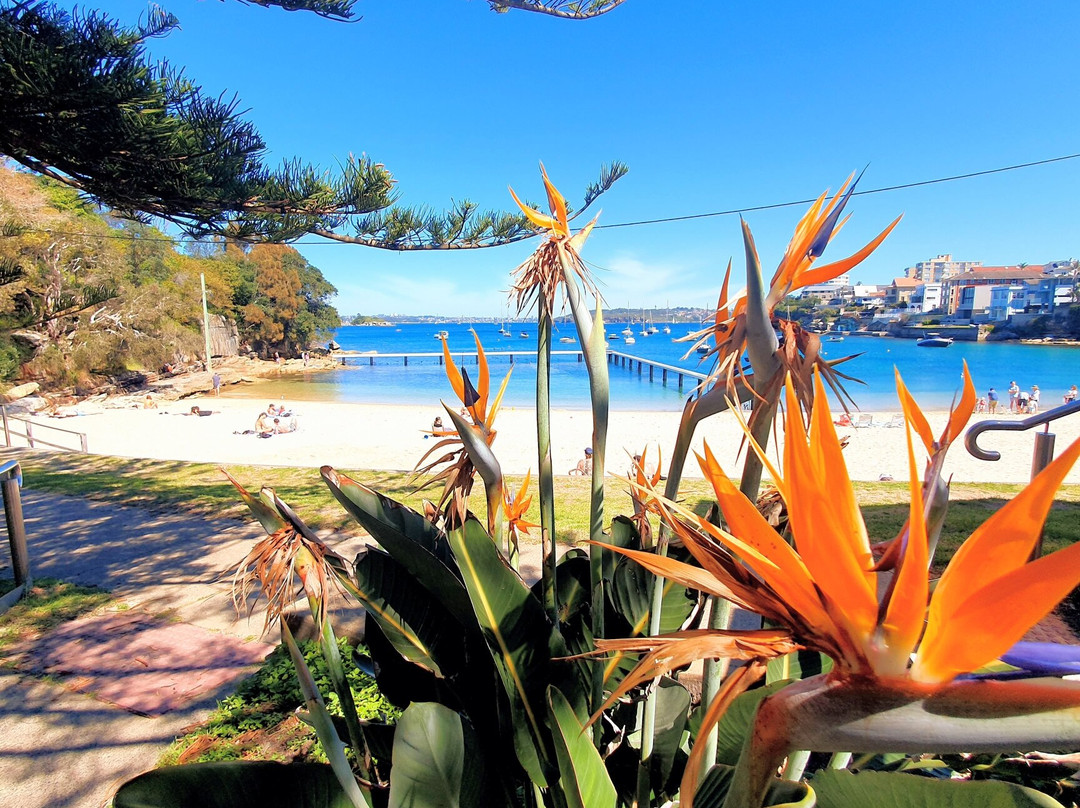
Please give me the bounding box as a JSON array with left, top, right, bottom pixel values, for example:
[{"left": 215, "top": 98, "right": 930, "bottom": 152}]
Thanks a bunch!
[{"left": 0, "top": 164, "right": 339, "bottom": 390}]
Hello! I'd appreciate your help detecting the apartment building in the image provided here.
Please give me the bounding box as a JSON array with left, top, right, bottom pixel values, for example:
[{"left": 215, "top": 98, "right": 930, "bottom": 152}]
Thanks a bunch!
[{"left": 904, "top": 254, "right": 982, "bottom": 283}]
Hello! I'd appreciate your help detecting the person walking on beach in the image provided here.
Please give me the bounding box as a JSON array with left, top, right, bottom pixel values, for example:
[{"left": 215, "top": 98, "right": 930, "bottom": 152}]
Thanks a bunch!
[
  {"left": 212, "top": 372, "right": 221, "bottom": 397},
  {"left": 987, "top": 387, "right": 999, "bottom": 414},
  {"left": 1029, "top": 385, "right": 1040, "bottom": 413},
  {"left": 1008, "top": 380, "right": 1020, "bottom": 413}
]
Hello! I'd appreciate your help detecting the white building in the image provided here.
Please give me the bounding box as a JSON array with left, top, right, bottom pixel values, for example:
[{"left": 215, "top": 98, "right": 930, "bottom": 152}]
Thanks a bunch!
[{"left": 904, "top": 254, "right": 982, "bottom": 283}]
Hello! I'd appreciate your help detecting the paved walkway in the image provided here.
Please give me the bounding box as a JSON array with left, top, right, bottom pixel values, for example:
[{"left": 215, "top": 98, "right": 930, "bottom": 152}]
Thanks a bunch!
[{"left": 0, "top": 489, "right": 347, "bottom": 808}]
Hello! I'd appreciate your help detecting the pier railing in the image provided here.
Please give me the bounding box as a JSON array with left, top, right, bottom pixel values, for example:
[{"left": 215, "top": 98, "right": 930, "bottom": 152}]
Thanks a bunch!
[
  {"left": 965, "top": 397, "right": 1080, "bottom": 558},
  {"left": 0, "top": 406, "right": 88, "bottom": 452},
  {"left": 606, "top": 350, "right": 708, "bottom": 392}
]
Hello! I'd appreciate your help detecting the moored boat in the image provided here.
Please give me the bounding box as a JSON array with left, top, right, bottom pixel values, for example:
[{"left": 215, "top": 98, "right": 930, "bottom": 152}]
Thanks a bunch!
[{"left": 917, "top": 333, "right": 953, "bottom": 348}]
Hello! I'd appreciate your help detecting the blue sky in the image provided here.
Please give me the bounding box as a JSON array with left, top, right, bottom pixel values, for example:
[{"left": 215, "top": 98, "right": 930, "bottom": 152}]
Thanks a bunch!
[{"left": 93, "top": 0, "right": 1080, "bottom": 316}]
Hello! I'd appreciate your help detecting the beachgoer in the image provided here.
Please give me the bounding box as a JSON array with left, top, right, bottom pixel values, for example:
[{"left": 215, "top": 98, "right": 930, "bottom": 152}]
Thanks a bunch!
[
  {"left": 432, "top": 416, "right": 444, "bottom": 432},
  {"left": 302, "top": 351, "right": 309, "bottom": 367},
  {"left": 143, "top": 395, "right": 157, "bottom": 410},
  {"left": 212, "top": 372, "right": 221, "bottom": 397},
  {"left": 1018, "top": 388, "right": 1030, "bottom": 413},
  {"left": 1008, "top": 381, "right": 1020, "bottom": 413},
  {"left": 1029, "top": 385, "right": 1040, "bottom": 413},
  {"left": 274, "top": 351, "right": 282, "bottom": 364},
  {"left": 255, "top": 411, "right": 273, "bottom": 436},
  {"left": 569, "top": 447, "right": 593, "bottom": 476},
  {"left": 189, "top": 405, "right": 212, "bottom": 417},
  {"left": 1066, "top": 385, "right": 1078, "bottom": 404},
  {"left": 833, "top": 413, "right": 853, "bottom": 427},
  {"left": 986, "top": 387, "right": 999, "bottom": 414},
  {"left": 975, "top": 397, "right": 986, "bottom": 414},
  {"left": 267, "top": 403, "right": 278, "bottom": 416}
]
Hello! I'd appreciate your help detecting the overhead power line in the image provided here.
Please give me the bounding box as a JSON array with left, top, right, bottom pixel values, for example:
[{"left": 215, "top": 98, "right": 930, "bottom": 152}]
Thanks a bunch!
[{"left": 7, "top": 151, "right": 1080, "bottom": 246}]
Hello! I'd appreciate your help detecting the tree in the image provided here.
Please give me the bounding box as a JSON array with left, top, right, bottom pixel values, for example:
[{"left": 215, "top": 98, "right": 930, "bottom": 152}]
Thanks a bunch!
[{"left": 0, "top": 1, "right": 626, "bottom": 246}]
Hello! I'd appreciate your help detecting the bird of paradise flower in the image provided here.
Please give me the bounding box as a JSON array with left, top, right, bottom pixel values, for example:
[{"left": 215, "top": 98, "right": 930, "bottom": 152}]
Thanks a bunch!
[
  {"left": 592, "top": 367, "right": 1080, "bottom": 808},
  {"left": 414, "top": 331, "right": 512, "bottom": 539}
]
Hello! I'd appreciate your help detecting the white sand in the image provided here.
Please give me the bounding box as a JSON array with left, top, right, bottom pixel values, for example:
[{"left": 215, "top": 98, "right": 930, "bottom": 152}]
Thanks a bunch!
[{"left": 13, "top": 393, "right": 1080, "bottom": 485}]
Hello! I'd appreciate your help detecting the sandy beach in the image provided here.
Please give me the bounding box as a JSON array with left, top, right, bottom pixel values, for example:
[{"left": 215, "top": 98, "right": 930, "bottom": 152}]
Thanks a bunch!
[{"left": 10, "top": 391, "right": 1080, "bottom": 485}]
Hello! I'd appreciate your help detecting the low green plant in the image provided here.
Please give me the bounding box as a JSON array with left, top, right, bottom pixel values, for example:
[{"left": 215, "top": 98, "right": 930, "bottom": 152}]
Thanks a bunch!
[
  {"left": 0, "top": 577, "right": 111, "bottom": 653},
  {"left": 161, "top": 638, "right": 399, "bottom": 766}
]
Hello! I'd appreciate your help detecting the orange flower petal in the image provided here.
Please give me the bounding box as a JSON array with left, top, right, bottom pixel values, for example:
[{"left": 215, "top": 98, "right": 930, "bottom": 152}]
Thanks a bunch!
[
  {"left": 877, "top": 408, "right": 929, "bottom": 674},
  {"left": 924, "top": 435, "right": 1080, "bottom": 650},
  {"left": 941, "top": 360, "right": 977, "bottom": 447},
  {"left": 915, "top": 535, "right": 1080, "bottom": 683},
  {"left": 896, "top": 368, "right": 934, "bottom": 454},
  {"left": 539, "top": 162, "right": 569, "bottom": 235},
  {"left": 508, "top": 185, "right": 558, "bottom": 231},
  {"left": 793, "top": 215, "right": 902, "bottom": 291},
  {"left": 441, "top": 338, "right": 465, "bottom": 403}
]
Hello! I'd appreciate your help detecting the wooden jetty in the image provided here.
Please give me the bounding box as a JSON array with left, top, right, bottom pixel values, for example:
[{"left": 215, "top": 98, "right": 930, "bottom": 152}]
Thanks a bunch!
[
  {"left": 340, "top": 348, "right": 709, "bottom": 392},
  {"left": 606, "top": 350, "right": 708, "bottom": 392}
]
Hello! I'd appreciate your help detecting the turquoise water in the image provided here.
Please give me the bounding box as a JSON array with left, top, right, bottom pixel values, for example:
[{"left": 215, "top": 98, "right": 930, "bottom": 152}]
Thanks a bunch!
[{"left": 247, "top": 323, "right": 1080, "bottom": 412}]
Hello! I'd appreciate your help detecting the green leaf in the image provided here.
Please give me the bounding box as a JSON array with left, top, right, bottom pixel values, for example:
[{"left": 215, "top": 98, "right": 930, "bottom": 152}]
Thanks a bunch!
[
  {"left": 766, "top": 651, "right": 833, "bottom": 685},
  {"left": 694, "top": 764, "right": 814, "bottom": 808},
  {"left": 609, "top": 553, "right": 695, "bottom": 634},
  {"left": 388, "top": 702, "right": 485, "bottom": 808},
  {"left": 447, "top": 517, "right": 554, "bottom": 787},
  {"left": 317, "top": 466, "right": 457, "bottom": 566},
  {"left": 603, "top": 516, "right": 641, "bottom": 582},
  {"left": 351, "top": 549, "right": 469, "bottom": 678},
  {"left": 651, "top": 677, "right": 691, "bottom": 794},
  {"left": 812, "top": 769, "right": 1067, "bottom": 808},
  {"left": 547, "top": 686, "right": 618, "bottom": 808},
  {"left": 114, "top": 762, "right": 354, "bottom": 808},
  {"left": 712, "top": 680, "right": 793, "bottom": 765}
]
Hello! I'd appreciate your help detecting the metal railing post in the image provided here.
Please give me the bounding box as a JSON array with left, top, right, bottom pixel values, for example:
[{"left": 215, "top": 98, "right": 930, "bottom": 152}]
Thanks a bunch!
[
  {"left": 25, "top": 421, "right": 33, "bottom": 448},
  {"left": 0, "top": 460, "right": 29, "bottom": 588}
]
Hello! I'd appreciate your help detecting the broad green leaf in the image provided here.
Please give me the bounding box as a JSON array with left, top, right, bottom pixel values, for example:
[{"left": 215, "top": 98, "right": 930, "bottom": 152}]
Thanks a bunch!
[
  {"left": 712, "top": 679, "right": 792, "bottom": 765},
  {"left": 322, "top": 468, "right": 445, "bottom": 556},
  {"left": 114, "top": 762, "right": 353, "bottom": 808},
  {"left": 387, "top": 702, "right": 482, "bottom": 808},
  {"left": 766, "top": 650, "right": 833, "bottom": 685},
  {"left": 447, "top": 517, "right": 554, "bottom": 787},
  {"left": 547, "top": 686, "right": 617, "bottom": 808},
  {"left": 603, "top": 516, "right": 641, "bottom": 582},
  {"left": 812, "top": 769, "right": 1066, "bottom": 808},
  {"left": 650, "top": 677, "right": 691, "bottom": 794},
  {"left": 609, "top": 554, "right": 695, "bottom": 634},
  {"left": 695, "top": 763, "right": 814, "bottom": 808},
  {"left": 351, "top": 549, "right": 469, "bottom": 677}
]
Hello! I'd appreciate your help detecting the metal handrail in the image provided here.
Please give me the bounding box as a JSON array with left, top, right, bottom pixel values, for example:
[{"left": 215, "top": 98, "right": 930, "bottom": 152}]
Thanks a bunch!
[
  {"left": 965, "top": 398, "right": 1080, "bottom": 461},
  {"left": 0, "top": 406, "right": 88, "bottom": 452}
]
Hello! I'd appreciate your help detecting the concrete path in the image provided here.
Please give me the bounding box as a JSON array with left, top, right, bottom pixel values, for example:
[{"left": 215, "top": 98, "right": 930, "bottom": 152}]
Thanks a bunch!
[{"left": 0, "top": 489, "right": 353, "bottom": 808}]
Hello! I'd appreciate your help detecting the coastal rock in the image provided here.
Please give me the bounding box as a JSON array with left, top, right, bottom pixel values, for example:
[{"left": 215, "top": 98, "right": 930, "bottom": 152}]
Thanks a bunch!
[
  {"left": 986, "top": 329, "right": 1019, "bottom": 341},
  {"left": 2, "top": 382, "right": 39, "bottom": 402}
]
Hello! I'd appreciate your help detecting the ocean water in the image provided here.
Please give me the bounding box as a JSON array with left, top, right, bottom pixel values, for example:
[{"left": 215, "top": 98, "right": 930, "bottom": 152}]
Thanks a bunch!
[{"left": 242, "top": 323, "right": 1080, "bottom": 412}]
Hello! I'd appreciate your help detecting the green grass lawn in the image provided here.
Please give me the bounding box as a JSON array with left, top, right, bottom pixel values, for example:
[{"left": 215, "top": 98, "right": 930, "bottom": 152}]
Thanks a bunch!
[
  {"left": 0, "top": 577, "right": 113, "bottom": 655},
  {"left": 10, "top": 450, "right": 1080, "bottom": 565}
]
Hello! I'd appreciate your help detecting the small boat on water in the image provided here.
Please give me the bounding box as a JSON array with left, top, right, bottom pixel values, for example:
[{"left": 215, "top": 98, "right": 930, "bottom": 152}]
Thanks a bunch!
[
  {"left": 917, "top": 333, "right": 953, "bottom": 348},
  {"left": 434, "top": 330, "right": 449, "bottom": 340},
  {"left": 826, "top": 334, "right": 844, "bottom": 342},
  {"left": 607, "top": 333, "right": 619, "bottom": 341},
  {"left": 662, "top": 325, "right": 671, "bottom": 334},
  {"left": 519, "top": 331, "right": 530, "bottom": 339},
  {"left": 559, "top": 337, "right": 575, "bottom": 344},
  {"left": 696, "top": 344, "right": 710, "bottom": 354},
  {"left": 624, "top": 336, "right": 636, "bottom": 345},
  {"left": 621, "top": 325, "right": 633, "bottom": 336}
]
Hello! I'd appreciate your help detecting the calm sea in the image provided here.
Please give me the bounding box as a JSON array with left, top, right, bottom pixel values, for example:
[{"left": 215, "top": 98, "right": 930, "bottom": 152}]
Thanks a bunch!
[{"left": 240, "top": 323, "right": 1079, "bottom": 412}]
